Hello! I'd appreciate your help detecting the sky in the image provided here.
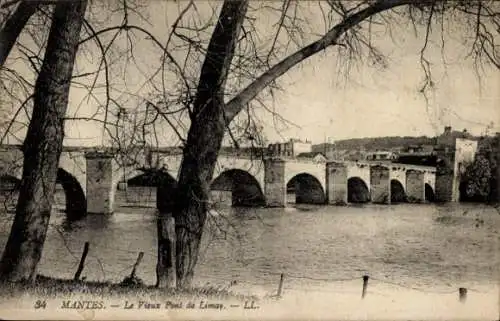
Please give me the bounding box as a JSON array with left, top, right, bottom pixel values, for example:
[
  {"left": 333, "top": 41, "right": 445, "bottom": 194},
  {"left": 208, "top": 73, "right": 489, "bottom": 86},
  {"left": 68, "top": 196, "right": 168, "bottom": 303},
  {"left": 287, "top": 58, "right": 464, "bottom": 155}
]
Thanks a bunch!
[
  {"left": 269, "top": 42, "right": 499, "bottom": 143},
  {"left": 1, "top": 1, "right": 498, "bottom": 147}
]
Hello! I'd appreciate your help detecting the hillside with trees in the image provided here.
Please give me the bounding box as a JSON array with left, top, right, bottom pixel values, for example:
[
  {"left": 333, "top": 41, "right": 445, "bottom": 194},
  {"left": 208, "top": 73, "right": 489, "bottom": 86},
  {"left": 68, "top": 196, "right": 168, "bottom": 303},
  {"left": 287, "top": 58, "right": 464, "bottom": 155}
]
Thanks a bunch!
[
  {"left": 340, "top": 135, "right": 438, "bottom": 150},
  {"left": 314, "top": 131, "right": 489, "bottom": 152},
  {"left": 313, "top": 136, "right": 437, "bottom": 152}
]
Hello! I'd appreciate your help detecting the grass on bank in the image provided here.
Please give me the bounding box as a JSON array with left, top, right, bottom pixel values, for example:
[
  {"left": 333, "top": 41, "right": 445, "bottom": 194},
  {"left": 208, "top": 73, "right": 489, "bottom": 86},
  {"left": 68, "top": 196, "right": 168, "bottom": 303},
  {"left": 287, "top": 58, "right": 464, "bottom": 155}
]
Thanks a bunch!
[{"left": 0, "top": 274, "right": 259, "bottom": 302}]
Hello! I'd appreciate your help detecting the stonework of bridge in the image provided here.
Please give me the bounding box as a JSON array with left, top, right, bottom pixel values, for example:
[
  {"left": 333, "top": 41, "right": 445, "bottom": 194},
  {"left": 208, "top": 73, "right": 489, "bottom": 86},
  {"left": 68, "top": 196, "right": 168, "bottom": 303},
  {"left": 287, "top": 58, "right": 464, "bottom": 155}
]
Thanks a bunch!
[{"left": 0, "top": 145, "right": 440, "bottom": 217}]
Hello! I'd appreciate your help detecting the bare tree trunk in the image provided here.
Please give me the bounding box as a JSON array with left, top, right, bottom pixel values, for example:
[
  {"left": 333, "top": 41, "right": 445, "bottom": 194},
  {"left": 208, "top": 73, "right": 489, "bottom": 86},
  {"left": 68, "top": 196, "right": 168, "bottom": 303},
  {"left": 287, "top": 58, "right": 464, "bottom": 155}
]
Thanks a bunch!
[
  {"left": 167, "top": 0, "right": 249, "bottom": 289},
  {"left": 156, "top": 212, "right": 176, "bottom": 288},
  {"left": 174, "top": 104, "right": 228, "bottom": 288},
  {"left": 156, "top": 181, "right": 177, "bottom": 288},
  {"left": 223, "top": 0, "right": 414, "bottom": 121},
  {"left": 0, "top": 0, "right": 87, "bottom": 282},
  {"left": 0, "top": 1, "right": 39, "bottom": 67}
]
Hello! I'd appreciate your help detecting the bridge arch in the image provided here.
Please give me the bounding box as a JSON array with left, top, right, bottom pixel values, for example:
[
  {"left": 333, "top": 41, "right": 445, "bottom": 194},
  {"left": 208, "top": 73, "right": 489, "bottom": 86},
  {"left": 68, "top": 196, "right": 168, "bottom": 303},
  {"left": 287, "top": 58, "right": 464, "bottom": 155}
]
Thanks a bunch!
[
  {"left": 211, "top": 169, "right": 265, "bottom": 207},
  {"left": 425, "top": 183, "right": 435, "bottom": 202},
  {"left": 126, "top": 169, "right": 177, "bottom": 187},
  {"left": 118, "top": 169, "right": 178, "bottom": 209},
  {"left": 347, "top": 177, "right": 370, "bottom": 203},
  {"left": 115, "top": 168, "right": 148, "bottom": 189},
  {"left": 286, "top": 173, "right": 326, "bottom": 204},
  {"left": 0, "top": 168, "right": 86, "bottom": 219},
  {"left": 56, "top": 168, "right": 87, "bottom": 220},
  {"left": 390, "top": 179, "right": 406, "bottom": 203}
]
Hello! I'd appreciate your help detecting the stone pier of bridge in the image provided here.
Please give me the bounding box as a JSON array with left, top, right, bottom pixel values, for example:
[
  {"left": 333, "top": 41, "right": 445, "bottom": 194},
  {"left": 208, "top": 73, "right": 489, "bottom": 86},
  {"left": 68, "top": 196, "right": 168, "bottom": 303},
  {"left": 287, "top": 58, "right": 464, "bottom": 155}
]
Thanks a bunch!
[
  {"left": 370, "top": 165, "right": 391, "bottom": 204},
  {"left": 85, "top": 151, "right": 116, "bottom": 214},
  {"left": 262, "top": 159, "right": 435, "bottom": 207},
  {"left": 325, "top": 162, "right": 349, "bottom": 205},
  {"left": 323, "top": 161, "right": 433, "bottom": 206},
  {"left": 264, "top": 159, "right": 287, "bottom": 207},
  {"left": 81, "top": 153, "right": 437, "bottom": 213},
  {"left": 406, "top": 169, "right": 425, "bottom": 202},
  {"left": 0, "top": 145, "right": 440, "bottom": 216}
]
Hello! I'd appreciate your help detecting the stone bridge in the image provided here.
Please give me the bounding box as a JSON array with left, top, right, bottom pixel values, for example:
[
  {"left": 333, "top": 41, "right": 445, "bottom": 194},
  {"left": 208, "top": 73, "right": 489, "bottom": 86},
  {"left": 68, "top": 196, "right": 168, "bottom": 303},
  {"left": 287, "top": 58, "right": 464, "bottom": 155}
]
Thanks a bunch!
[{"left": 0, "top": 145, "right": 438, "bottom": 217}]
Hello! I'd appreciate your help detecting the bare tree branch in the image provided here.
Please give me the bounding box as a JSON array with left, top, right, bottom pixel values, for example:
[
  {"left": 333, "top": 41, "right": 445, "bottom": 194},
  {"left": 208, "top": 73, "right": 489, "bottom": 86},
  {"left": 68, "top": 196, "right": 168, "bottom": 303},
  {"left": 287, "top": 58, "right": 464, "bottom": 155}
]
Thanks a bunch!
[
  {"left": 0, "top": 1, "right": 40, "bottom": 67},
  {"left": 224, "top": 0, "right": 416, "bottom": 122}
]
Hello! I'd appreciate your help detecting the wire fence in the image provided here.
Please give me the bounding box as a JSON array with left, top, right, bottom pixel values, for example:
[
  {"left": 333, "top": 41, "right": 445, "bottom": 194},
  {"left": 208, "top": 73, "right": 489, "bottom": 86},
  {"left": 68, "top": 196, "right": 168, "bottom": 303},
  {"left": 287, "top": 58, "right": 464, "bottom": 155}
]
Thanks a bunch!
[
  {"left": 33, "top": 235, "right": 491, "bottom": 305},
  {"left": 0, "top": 195, "right": 493, "bottom": 304}
]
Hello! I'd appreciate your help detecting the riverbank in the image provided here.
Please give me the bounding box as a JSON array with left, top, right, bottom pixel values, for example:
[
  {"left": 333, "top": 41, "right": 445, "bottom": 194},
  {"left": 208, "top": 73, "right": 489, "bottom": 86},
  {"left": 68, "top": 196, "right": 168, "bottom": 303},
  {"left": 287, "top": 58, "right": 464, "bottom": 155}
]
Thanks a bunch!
[
  {"left": 0, "top": 274, "right": 261, "bottom": 320},
  {"left": 0, "top": 201, "right": 498, "bottom": 319},
  {"left": 0, "top": 275, "right": 496, "bottom": 320},
  {"left": 0, "top": 274, "right": 257, "bottom": 301}
]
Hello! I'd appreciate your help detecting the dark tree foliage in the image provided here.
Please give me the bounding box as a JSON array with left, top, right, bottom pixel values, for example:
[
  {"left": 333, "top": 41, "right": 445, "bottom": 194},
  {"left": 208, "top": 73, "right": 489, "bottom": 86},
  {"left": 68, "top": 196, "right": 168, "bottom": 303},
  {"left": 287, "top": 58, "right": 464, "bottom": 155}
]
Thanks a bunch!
[
  {"left": 461, "top": 135, "right": 499, "bottom": 202},
  {"left": 461, "top": 154, "right": 491, "bottom": 202}
]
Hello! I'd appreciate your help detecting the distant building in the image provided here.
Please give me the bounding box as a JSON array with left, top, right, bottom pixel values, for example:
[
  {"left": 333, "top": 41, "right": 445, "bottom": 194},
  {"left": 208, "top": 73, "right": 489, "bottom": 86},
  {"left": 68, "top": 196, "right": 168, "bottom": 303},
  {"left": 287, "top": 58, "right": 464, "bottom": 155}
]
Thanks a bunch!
[
  {"left": 402, "top": 145, "right": 424, "bottom": 153},
  {"left": 268, "top": 139, "right": 312, "bottom": 157},
  {"left": 365, "top": 151, "right": 397, "bottom": 161},
  {"left": 395, "top": 127, "right": 472, "bottom": 167},
  {"left": 436, "top": 126, "right": 472, "bottom": 151},
  {"left": 311, "top": 143, "right": 336, "bottom": 159},
  {"left": 397, "top": 144, "right": 437, "bottom": 166},
  {"left": 382, "top": 143, "right": 434, "bottom": 155},
  {"left": 296, "top": 152, "right": 327, "bottom": 163},
  {"left": 342, "top": 150, "right": 367, "bottom": 162}
]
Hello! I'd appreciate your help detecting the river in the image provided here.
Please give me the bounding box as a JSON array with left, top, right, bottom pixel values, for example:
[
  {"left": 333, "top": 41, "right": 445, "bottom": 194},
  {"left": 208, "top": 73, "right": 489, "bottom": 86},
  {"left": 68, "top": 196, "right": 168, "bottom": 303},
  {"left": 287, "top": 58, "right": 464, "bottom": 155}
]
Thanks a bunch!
[{"left": 0, "top": 187, "right": 498, "bottom": 300}]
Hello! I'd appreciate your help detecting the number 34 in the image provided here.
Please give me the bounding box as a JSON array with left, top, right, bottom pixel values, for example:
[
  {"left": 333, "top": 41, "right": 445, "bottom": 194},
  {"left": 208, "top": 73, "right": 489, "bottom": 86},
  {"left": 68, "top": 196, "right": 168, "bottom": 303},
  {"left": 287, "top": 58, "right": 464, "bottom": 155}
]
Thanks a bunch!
[{"left": 34, "top": 300, "right": 47, "bottom": 309}]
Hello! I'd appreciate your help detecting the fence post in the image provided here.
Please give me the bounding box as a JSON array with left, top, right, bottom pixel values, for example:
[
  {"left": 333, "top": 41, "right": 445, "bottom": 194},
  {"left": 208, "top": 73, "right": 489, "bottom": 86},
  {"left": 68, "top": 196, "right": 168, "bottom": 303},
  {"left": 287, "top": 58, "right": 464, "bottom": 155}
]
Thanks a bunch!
[
  {"left": 74, "top": 242, "right": 90, "bottom": 281},
  {"left": 361, "top": 275, "right": 369, "bottom": 299},
  {"left": 459, "top": 287, "right": 467, "bottom": 303},
  {"left": 277, "top": 273, "right": 285, "bottom": 298},
  {"left": 129, "top": 252, "right": 145, "bottom": 279}
]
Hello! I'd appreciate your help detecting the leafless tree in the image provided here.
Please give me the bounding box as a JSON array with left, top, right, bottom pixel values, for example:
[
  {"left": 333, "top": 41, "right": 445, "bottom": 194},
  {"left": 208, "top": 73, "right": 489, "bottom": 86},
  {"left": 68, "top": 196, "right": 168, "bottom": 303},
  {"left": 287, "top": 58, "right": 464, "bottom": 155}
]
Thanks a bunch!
[{"left": 0, "top": 0, "right": 87, "bottom": 281}]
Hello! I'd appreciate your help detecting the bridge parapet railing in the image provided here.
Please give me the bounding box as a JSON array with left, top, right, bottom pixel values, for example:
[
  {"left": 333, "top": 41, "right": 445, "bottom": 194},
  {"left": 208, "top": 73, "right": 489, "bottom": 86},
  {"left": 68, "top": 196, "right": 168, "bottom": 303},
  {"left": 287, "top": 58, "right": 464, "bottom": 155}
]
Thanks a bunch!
[{"left": 273, "top": 157, "right": 326, "bottom": 164}]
